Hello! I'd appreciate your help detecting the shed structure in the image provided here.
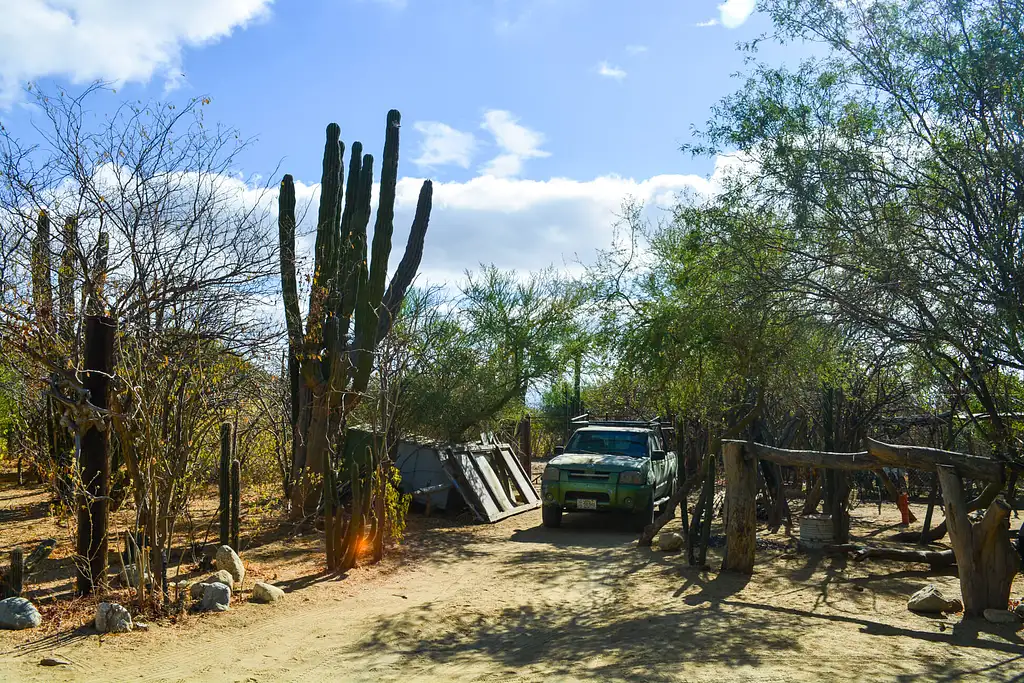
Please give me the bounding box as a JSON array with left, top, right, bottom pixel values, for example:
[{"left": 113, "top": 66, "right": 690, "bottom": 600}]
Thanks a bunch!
[{"left": 395, "top": 438, "right": 540, "bottom": 522}]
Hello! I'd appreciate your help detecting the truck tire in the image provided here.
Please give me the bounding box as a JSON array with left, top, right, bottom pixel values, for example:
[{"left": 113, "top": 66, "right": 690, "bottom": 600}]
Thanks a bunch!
[
  {"left": 542, "top": 505, "right": 562, "bottom": 528},
  {"left": 633, "top": 500, "right": 654, "bottom": 532}
]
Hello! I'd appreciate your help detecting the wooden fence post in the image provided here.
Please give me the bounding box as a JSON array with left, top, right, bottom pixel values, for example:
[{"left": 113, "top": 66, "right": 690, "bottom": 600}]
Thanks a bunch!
[
  {"left": 76, "top": 315, "right": 114, "bottom": 596},
  {"left": 723, "top": 441, "right": 757, "bottom": 573}
]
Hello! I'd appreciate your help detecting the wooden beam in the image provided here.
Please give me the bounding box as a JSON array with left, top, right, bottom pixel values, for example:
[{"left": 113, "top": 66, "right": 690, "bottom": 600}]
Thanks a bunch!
[
  {"left": 865, "top": 438, "right": 1003, "bottom": 483},
  {"left": 729, "top": 441, "right": 879, "bottom": 471},
  {"left": 721, "top": 439, "right": 1004, "bottom": 482}
]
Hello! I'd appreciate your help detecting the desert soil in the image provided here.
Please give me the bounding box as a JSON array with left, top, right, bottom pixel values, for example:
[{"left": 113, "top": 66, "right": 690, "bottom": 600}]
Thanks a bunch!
[{"left": 2, "top": 472, "right": 1024, "bottom": 682}]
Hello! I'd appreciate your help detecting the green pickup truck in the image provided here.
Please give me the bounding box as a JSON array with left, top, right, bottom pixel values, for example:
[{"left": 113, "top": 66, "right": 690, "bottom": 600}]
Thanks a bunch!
[{"left": 540, "top": 420, "right": 679, "bottom": 531}]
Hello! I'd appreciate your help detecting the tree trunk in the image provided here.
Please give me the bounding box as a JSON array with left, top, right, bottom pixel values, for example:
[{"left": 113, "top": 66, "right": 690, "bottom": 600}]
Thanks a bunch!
[
  {"left": 937, "top": 465, "right": 1019, "bottom": 617},
  {"left": 291, "top": 393, "right": 331, "bottom": 518},
  {"left": 76, "top": 315, "right": 114, "bottom": 596},
  {"left": 802, "top": 470, "right": 823, "bottom": 514},
  {"left": 722, "top": 441, "right": 756, "bottom": 573}
]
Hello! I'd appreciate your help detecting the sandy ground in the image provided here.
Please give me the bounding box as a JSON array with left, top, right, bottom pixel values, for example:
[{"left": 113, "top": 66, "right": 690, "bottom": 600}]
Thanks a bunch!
[{"left": 3, "top": 474, "right": 1024, "bottom": 682}]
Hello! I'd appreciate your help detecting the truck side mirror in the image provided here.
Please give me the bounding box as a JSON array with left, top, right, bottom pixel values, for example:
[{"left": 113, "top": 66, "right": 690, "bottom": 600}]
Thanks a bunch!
[
  {"left": 650, "top": 449, "right": 666, "bottom": 462},
  {"left": 554, "top": 445, "right": 564, "bottom": 456}
]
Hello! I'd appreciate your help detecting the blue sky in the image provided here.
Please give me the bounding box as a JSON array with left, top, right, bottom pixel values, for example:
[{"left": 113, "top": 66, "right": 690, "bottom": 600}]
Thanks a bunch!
[{"left": 0, "top": 0, "right": 788, "bottom": 284}]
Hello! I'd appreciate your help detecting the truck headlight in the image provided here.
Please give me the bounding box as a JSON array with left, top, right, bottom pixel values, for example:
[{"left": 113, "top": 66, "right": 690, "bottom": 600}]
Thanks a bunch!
[
  {"left": 542, "top": 467, "right": 560, "bottom": 481},
  {"left": 619, "top": 471, "right": 643, "bottom": 485}
]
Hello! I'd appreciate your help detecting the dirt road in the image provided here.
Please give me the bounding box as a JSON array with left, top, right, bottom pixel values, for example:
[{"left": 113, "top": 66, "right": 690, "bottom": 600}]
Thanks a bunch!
[{"left": 3, "top": 506, "right": 1024, "bottom": 682}]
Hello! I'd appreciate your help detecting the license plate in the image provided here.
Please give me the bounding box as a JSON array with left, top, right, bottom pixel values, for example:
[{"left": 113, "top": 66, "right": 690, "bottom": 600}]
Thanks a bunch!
[{"left": 577, "top": 499, "right": 597, "bottom": 510}]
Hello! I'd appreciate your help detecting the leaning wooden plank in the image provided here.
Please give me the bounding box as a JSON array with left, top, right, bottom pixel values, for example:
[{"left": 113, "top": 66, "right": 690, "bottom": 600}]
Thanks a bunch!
[
  {"left": 446, "top": 450, "right": 493, "bottom": 520},
  {"left": 498, "top": 445, "right": 540, "bottom": 504},
  {"left": 471, "top": 450, "right": 516, "bottom": 512}
]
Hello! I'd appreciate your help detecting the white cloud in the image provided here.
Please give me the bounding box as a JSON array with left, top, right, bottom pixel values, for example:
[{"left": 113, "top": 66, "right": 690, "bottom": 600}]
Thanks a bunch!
[
  {"left": 479, "top": 110, "right": 550, "bottom": 178},
  {"left": 385, "top": 162, "right": 737, "bottom": 285},
  {"left": 625, "top": 45, "right": 648, "bottom": 55},
  {"left": 696, "top": 18, "right": 720, "bottom": 27},
  {"left": 597, "top": 62, "right": 628, "bottom": 80},
  {"left": 718, "top": 0, "right": 755, "bottom": 28},
  {"left": 0, "top": 0, "right": 272, "bottom": 106},
  {"left": 412, "top": 122, "right": 477, "bottom": 168}
]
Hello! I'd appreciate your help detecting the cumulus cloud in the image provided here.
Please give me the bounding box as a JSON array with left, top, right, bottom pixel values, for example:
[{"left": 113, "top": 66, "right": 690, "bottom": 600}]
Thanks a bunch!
[
  {"left": 479, "top": 110, "right": 550, "bottom": 178},
  {"left": 0, "top": 0, "right": 272, "bottom": 106},
  {"left": 695, "top": 18, "right": 720, "bottom": 27},
  {"left": 718, "top": 0, "right": 756, "bottom": 28},
  {"left": 412, "top": 122, "right": 477, "bottom": 168},
  {"left": 597, "top": 62, "right": 628, "bottom": 80}
]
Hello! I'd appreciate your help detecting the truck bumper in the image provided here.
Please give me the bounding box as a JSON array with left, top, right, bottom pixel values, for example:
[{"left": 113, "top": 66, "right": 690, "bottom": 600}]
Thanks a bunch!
[{"left": 540, "top": 481, "right": 652, "bottom": 513}]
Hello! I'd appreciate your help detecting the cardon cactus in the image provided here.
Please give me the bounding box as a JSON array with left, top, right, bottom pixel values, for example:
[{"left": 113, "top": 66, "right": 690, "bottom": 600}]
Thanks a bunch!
[
  {"left": 230, "top": 459, "right": 241, "bottom": 551},
  {"left": 4, "top": 548, "right": 23, "bottom": 598},
  {"left": 279, "top": 110, "right": 432, "bottom": 568},
  {"left": 219, "top": 423, "right": 231, "bottom": 547}
]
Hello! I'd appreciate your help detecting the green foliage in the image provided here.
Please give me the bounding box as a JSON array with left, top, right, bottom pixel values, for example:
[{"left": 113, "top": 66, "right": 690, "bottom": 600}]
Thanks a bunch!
[{"left": 385, "top": 267, "right": 584, "bottom": 442}]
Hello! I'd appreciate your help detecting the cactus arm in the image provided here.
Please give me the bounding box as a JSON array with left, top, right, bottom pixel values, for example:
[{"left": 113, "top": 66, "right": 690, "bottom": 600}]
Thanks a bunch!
[
  {"left": 58, "top": 217, "right": 77, "bottom": 347},
  {"left": 305, "top": 124, "right": 344, "bottom": 344},
  {"left": 355, "top": 111, "right": 401, "bottom": 361},
  {"left": 376, "top": 179, "right": 432, "bottom": 345},
  {"left": 278, "top": 173, "right": 306, "bottom": 448},
  {"left": 86, "top": 230, "right": 109, "bottom": 315},
  {"left": 31, "top": 210, "right": 53, "bottom": 334},
  {"left": 279, "top": 175, "right": 304, "bottom": 350},
  {"left": 348, "top": 154, "right": 377, "bottom": 394}
]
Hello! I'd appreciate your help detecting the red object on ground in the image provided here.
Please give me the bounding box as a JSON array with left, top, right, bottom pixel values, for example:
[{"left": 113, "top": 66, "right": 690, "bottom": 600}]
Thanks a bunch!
[{"left": 897, "top": 493, "right": 912, "bottom": 525}]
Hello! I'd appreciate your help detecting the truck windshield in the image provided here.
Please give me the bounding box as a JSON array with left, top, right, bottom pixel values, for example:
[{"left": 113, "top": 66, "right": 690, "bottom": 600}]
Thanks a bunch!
[{"left": 566, "top": 430, "right": 648, "bottom": 458}]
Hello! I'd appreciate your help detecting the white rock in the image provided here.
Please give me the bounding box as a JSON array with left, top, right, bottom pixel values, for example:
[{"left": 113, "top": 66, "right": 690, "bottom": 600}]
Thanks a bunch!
[
  {"left": 95, "top": 602, "right": 133, "bottom": 633},
  {"left": 0, "top": 597, "right": 42, "bottom": 630},
  {"left": 252, "top": 582, "right": 285, "bottom": 604},
  {"left": 907, "top": 584, "right": 962, "bottom": 614},
  {"left": 1014, "top": 603, "right": 1024, "bottom": 620},
  {"left": 198, "top": 582, "right": 231, "bottom": 612},
  {"left": 983, "top": 608, "right": 1019, "bottom": 624},
  {"left": 657, "top": 532, "right": 685, "bottom": 552},
  {"left": 204, "top": 570, "right": 234, "bottom": 589},
  {"left": 214, "top": 545, "right": 245, "bottom": 586}
]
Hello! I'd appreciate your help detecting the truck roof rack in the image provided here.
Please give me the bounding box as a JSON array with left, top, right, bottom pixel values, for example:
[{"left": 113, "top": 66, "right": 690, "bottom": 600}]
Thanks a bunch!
[{"left": 569, "top": 413, "right": 675, "bottom": 432}]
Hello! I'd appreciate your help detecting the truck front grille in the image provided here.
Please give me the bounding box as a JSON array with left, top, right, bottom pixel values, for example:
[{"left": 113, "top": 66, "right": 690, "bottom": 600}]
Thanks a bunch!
[{"left": 567, "top": 470, "right": 611, "bottom": 482}]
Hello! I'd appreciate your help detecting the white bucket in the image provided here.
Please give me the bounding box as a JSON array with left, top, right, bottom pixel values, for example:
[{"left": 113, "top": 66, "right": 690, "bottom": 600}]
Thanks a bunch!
[{"left": 799, "top": 514, "right": 833, "bottom": 548}]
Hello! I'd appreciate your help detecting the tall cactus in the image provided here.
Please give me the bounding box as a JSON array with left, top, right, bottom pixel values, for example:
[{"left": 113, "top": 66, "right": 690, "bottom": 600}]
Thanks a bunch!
[
  {"left": 230, "top": 459, "right": 241, "bottom": 551},
  {"left": 3, "top": 548, "right": 23, "bottom": 598},
  {"left": 219, "top": 423, "right": 231, "bottom": 547},
  {"left": 279, "top": 110, "right": 433, "bottom": 562}
]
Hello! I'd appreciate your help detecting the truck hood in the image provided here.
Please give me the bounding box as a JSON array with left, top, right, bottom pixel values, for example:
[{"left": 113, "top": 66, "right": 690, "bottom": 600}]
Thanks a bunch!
[{"left": 548, "top": 453, "right": 646, "bottom": 471}]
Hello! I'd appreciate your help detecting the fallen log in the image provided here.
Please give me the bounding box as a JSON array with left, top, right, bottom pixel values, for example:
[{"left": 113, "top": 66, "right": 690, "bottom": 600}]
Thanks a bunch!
[{"left": 827, "top": 543, "right": 956, "bottom": 567}]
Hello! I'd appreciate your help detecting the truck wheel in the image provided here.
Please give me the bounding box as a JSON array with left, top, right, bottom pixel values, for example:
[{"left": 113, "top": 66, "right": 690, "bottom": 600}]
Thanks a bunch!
[
  {"left": 633, "top": 500, "right": 654, "bottom": 533},
  {"left": 542, "top": 505, "right": 562, "bottom": 528}
]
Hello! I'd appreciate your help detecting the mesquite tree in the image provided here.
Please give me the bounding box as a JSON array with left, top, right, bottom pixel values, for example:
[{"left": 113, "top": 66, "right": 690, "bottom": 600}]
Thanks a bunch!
[{"left": 279, "top": 111, "right": 432, "bottom": 569}]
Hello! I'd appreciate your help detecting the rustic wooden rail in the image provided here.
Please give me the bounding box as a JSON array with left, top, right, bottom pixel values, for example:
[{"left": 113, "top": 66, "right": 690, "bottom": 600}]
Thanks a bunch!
[{"left": 721, "top": 438, "right": 1004, "bottom": 483}]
